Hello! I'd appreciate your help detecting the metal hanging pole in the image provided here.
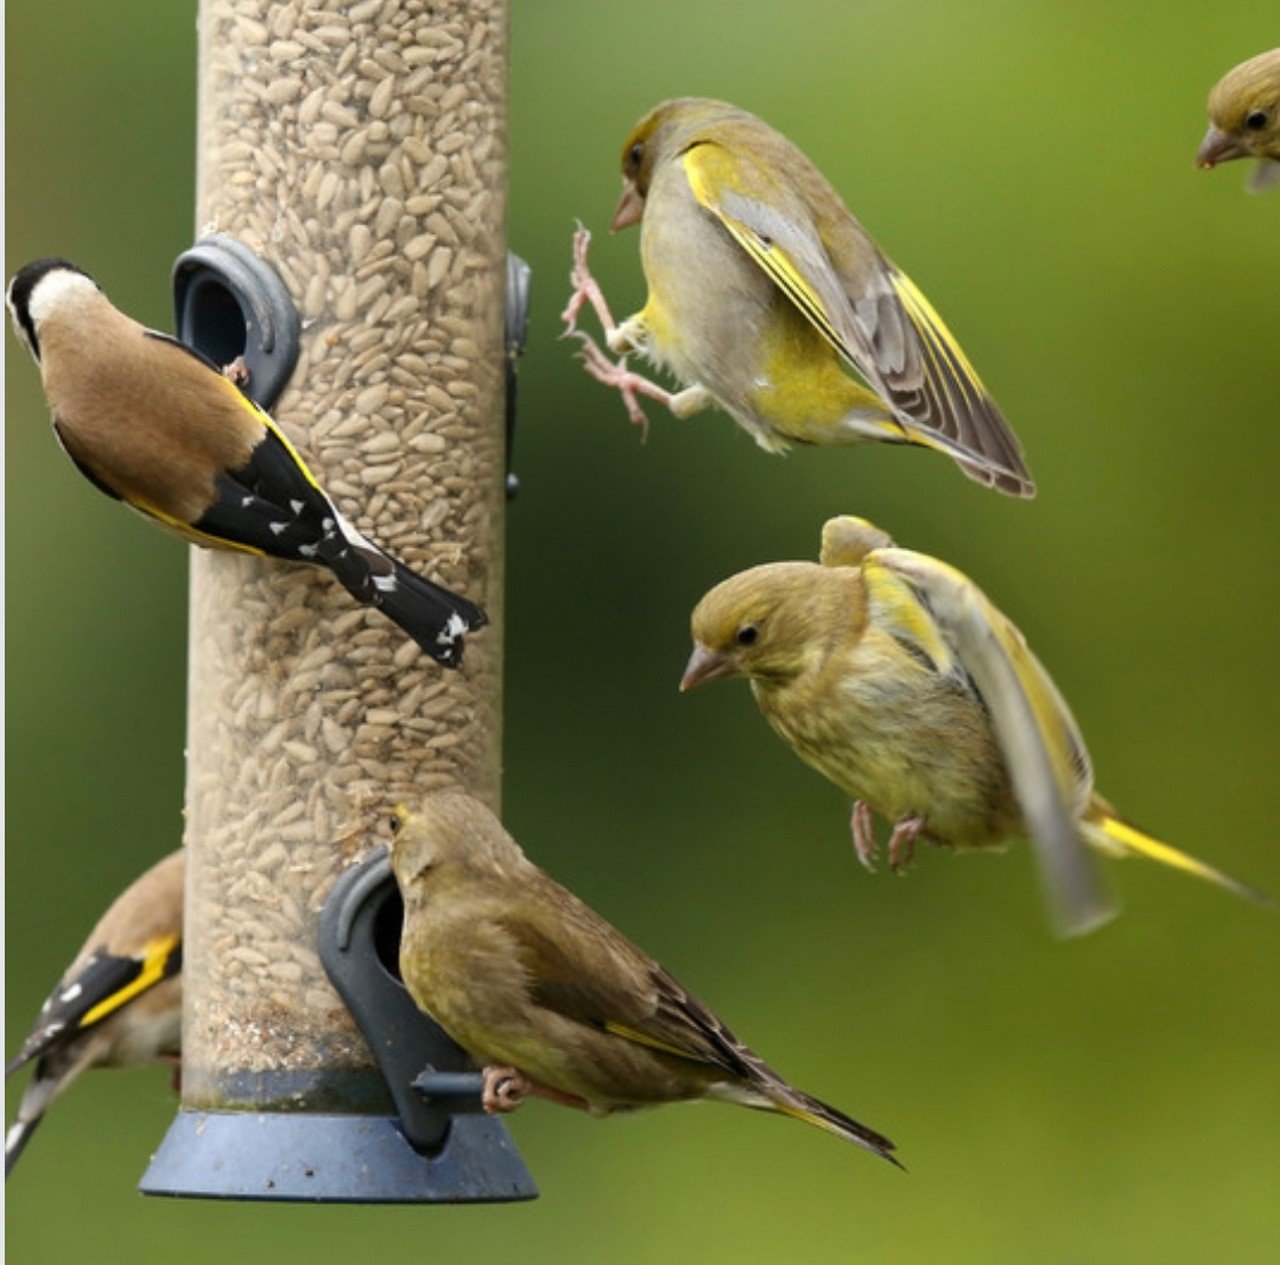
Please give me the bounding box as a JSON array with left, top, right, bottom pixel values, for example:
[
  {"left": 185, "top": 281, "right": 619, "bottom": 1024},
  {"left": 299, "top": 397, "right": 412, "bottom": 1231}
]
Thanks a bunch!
[{"left": 142, "top": 0, "right": 533, "bottom": 1202}]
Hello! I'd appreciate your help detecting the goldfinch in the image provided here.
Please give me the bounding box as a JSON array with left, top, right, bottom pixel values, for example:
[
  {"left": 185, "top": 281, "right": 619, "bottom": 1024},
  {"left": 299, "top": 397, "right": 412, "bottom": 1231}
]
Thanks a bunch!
[
  {"left": 390, "top": 793, "right": 899, "bottom": 1166},
  {"left": 563, "top": 98, "right": 1033, "bottom": 497},
  {"left": 1197, "top": 48, "right": 1280, "bottom": 192},
  {"left": 6, "top": 850, "right": 184, "bottom": 1175},
  {"left": 682, "top": 516, "right": 1266, "bottom": 937},
  {"left": 7, "top": 260, "right": 486, "bottom": 667}
]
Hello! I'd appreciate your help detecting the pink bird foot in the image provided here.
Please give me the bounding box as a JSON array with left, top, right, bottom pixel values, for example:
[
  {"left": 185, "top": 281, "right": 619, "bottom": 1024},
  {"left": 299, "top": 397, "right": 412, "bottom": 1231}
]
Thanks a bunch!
[
  {"left": 481, "top": 1065, "right": 534, "bottom": 1114},
  {"left": 887, "top": 816, "right": 927, "bottom": 872},
  {"left": 851, "top": 801, "right": 878, "bottom": 871}
]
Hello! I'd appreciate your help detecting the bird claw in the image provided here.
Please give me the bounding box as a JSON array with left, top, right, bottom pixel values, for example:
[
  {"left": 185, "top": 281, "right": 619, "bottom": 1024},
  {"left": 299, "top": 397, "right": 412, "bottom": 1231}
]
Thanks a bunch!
[
  {"left": 561, "top": 222, "right": 617, "bottom": 338},
  {"left": 222, "top": 355, "right": 251, "bottom": 388},
  {"left": 573, "top": 335, "right": 652, "bottom": 436},
  {"left": 887, "top": 816, "right": 926, "bottom": 872},
  {"left": 481, "top": 1065, "right": 532, "bottom": 1115},
  {"left": 851, "top": 801, "right": 878, "bottom": 872}
]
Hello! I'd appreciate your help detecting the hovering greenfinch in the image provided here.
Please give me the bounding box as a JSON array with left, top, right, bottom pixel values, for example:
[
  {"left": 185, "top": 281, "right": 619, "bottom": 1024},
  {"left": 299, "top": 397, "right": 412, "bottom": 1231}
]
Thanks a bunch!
[
  {"left": 6, "top": 851, "right": 184, "bottom": 1175},
  {"left": 563, "top": 98, "right": 1033, "bottom": 497},
  {"left": 1196, "top": 48, "right": 1280, "bottom": 192},
  {"left": 682, "top": 517, "right": 1266, "bottom": 937},
  {"left": 389, "top": 793, "right": 900, "bottom": 1166}
]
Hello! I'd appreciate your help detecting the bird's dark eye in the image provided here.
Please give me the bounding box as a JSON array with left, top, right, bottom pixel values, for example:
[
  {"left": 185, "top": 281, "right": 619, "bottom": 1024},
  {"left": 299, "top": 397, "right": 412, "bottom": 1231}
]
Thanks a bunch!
[
  {"left": 1245, "top": 109, "right": 1269, "bottom": 131},
  {"left": 735, "top": 625, "right": 759, "bottom": 647},
  {"left": 628, "top": 142, "right": 643, "bottom": 169}
]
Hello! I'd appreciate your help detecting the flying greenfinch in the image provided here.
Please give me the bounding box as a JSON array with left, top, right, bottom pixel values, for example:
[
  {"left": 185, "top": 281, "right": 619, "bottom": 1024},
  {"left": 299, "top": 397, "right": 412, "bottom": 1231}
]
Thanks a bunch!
[
  {"left": 389, "top": 793, "right": 900, "bottom": 1166},
  {"left": 682, "top": 516, "right": 1266, "bottom": 937},
  {"left": 6, "top": 850, "right": 183, "bottom": 1175},
  {"left": 1196, "top": 48, "right": 1280, "bottom": 192},
  {"left": 563, "top": 98, "right": 1034, "bottom": 497}
]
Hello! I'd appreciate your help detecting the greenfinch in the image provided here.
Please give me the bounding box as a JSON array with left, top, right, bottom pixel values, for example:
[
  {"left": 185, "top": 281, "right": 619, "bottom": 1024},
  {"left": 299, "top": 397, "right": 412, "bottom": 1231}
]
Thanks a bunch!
[
  {"left": 6, "top": 851, "right": 183, "bottom": 1175},
  {"left": 1196, "top": 48, "right": 1280, "bottom": 192},
  {"left": 563, "top": 98, "right": 1033, "bottom": 497},
  {"left": 389, "top": 793, "right": 900, "bottom": 1166},
  {"left": 7, "top": 259, "right": 486, "bottom": 667},
  {"left": 682, "top": 517, "right": 1266, "bottom": 937}
]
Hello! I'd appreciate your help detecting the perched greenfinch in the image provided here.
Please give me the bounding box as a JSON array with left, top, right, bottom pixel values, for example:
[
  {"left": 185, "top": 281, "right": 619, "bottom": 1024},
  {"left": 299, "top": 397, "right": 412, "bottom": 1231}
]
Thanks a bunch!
[
  {"left": 682, "top": 517, "right": 1266, "bottom": 937},
  {"left": 1196, "top": 48, "right": 1280, "bottom": 192},
  {"left": 6, "top": 851, "right": 184, "bottom": 1175},
  {"left": 563, "top": 98, "right": 1033, "bottom": 497},
  {"left": 390, "top": 793, "right": 899, "bottom": 1166}
]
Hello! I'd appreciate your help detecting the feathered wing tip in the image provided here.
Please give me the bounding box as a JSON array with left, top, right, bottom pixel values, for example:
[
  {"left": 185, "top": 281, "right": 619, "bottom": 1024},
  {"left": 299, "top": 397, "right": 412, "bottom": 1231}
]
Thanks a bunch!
[
  {"left": 375, "top": 557, "right": 489, "bottom": 669},
  {"left": 772, "top": 1088, "right": 905, "bottom": 1170},
  {"left": 1085, "top": 815, "right": 1271, "bottom": 906},
  {"left": 4, "top": 1071, "right": 59, "bottom": 1179},
  {"left": 5, "top": 1114, "right": 44, "bottom": 1178},
  {"left": 317, "top": 514, "right": 488, "bottom": 668}
]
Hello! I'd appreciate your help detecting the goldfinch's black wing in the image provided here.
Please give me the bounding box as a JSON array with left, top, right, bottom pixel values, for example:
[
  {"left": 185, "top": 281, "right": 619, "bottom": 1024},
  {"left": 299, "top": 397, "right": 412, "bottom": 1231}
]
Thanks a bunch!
[
  {"left": 862, "top": 547, "right": 1116, "bottom": 937},
  {"left": 6, "top": 934, "right": 182, "bottom": 1078},
  {"left": 143, "top": 331, "right": 485, "bottom": 665},
  {"left": 680, "top": 143, "right": 1033, "bottom": 497}
]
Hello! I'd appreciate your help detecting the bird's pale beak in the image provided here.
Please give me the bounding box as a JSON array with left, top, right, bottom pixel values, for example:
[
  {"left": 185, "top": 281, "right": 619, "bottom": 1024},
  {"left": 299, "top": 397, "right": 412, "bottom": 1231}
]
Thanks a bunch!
[
  {"left": 679, "top": 645, "right": 738, "bottom": 692},
  {"left": 1196, "top": 124, "right": 1248, "bottom": 169},
  {"left": 611, "top": 179, "right": 645, "bottom": 232}
]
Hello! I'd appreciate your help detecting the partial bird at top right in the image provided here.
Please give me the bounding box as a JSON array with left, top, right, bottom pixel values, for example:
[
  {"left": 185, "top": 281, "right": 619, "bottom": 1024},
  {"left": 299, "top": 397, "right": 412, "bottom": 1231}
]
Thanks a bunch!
[
  {"left": 564, "top": 99, "right": 1034, "bottom": 498},
  {"left": 1197, "top": 48, "right": 1280, "bottom": 192}
]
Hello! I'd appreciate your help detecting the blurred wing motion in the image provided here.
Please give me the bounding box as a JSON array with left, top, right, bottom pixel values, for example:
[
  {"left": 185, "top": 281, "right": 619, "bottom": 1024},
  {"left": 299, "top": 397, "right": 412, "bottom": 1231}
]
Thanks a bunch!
[
  {"left": 680, "top": 144, "right": 1033, "bottom": 496},
  {"left": 861, "top": 548, "right": 1117, "bottom": 936}
]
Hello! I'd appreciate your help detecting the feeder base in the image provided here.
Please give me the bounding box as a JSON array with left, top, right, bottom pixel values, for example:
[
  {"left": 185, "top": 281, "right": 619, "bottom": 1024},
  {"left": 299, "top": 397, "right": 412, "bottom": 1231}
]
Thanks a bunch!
[{"left": 139, "top": 1110, "right": 538, "bottom": 1203}]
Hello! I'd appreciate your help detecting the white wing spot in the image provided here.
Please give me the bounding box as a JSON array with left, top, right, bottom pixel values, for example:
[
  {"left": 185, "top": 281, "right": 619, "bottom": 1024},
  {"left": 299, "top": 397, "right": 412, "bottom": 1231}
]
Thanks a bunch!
[
  {"left": 59, "top": 983, "right": 83, "bottom": 1005},
  {"left": 298, "top": 543, "right": 318, "bottom": 559},
  {"left": 373, "top": 573, "right": 397, "bottom": 593},
  {"left": 270, "top": 521, "right": 288, "bottom": 536},
  {"left": 240, "top": 496, "right": 254, "bottom": 508},
  {"left": 436, "top": 612, "right": 468, "bottom": 645},
  {"left": 290, "top": 500, "right": 304, "bottom": 514}
]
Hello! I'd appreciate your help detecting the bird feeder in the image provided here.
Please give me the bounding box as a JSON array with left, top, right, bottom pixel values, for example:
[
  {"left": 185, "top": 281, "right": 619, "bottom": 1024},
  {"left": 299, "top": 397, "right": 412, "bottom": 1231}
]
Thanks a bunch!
[{"left": 140, "top": 0, "right": 534, "bottom": 1202}]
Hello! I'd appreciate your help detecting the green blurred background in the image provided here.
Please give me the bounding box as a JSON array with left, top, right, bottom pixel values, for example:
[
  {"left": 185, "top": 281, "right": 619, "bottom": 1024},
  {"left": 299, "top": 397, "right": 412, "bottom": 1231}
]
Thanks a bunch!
[{"left": 6, "top": 1, "right": 1279, "bottom": 1261}]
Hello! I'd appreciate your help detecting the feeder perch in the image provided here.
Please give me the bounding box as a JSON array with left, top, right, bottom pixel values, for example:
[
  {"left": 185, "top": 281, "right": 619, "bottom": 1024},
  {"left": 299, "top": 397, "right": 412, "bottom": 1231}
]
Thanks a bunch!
[{"left": 172, "top": 235, "right": 301, "bottom": 410}]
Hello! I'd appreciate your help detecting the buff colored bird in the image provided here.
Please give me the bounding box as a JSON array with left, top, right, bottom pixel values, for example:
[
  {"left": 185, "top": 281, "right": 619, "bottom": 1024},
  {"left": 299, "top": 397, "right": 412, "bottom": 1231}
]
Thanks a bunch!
[
  {"left": 1197, "top": 48, "right": 1280, "bottom": 191},
  {"left": 7, "top": 260, "right": 485, "bottom": 667},
  {"left": 682, "top": 517, "right": 1266, "bottom": 936},
  {"left": 389, "top": 793, "right": 900, "bottom": 1166},
  {"left": 6, "top": 851, "right": 184, "bottom": 1175},
  {"left": 563, "top": 98, "right": 1033, "bottom": 497}
]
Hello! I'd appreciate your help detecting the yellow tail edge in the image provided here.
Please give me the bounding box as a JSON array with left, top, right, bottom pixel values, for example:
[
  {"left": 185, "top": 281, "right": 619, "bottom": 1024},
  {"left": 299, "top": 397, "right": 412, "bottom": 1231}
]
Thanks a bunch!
[{"left": 1088, "top": 816, "right": 1270, "bottom": 906}]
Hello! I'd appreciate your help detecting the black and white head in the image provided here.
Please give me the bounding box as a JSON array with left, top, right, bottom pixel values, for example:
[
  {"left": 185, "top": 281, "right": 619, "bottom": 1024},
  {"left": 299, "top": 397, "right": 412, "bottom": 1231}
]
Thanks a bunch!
[{"left": 6, "top": 259, "right": 98, "bottom": 362}]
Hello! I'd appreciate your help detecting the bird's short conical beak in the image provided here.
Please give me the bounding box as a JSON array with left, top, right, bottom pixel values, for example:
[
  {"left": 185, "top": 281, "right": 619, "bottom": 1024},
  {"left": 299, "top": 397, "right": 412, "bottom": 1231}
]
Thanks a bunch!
[
  {"left": 679, "top": 645, "right": 738, "bottom": 692},
  {"left": 611, "top": 179, "right": 644, "bottom": 232},
  {"left": 1196, "top": 124, "right": 1248, "bottom": 169}
]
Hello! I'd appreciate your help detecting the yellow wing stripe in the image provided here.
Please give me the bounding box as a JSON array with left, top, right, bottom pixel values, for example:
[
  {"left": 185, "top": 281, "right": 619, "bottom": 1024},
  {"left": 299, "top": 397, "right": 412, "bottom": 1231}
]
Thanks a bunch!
[
  {"left": 224, "top": 383, "right": 325, "bottom": 494},
  {"left": 681, "top": 149, "right": 853, "bottom": 365},
  {"left": 861, "top": 561, "right": 957, "bottom": 676},
  {"left": 129, "top": 495, "right": 267, "bottom": 556},
  {"left": 889, "top": 271, "right": 988, "bottom": 398},
  {"left": 79, "top": 933, "right": 181, "bottom": 1028},
  {"left": 603, "top": 1020, "right": 706, "bottom": 1063}
]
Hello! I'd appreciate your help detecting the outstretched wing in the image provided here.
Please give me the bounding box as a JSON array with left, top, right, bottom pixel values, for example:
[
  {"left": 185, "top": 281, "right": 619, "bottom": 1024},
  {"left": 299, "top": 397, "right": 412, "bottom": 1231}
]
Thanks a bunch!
[
  {"left": 860, "top": 547, "right": 1116, "bottom": 936},
  {"left": 680, "top": 142, "right": 1033, "bottom": 496}
]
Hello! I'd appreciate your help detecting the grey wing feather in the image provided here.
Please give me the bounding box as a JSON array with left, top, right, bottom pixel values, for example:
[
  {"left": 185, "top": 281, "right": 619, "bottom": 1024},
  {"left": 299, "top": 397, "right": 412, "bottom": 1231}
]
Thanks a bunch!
[{"left": 872, "top": 548, "right": 1117, "bottom": 937}]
